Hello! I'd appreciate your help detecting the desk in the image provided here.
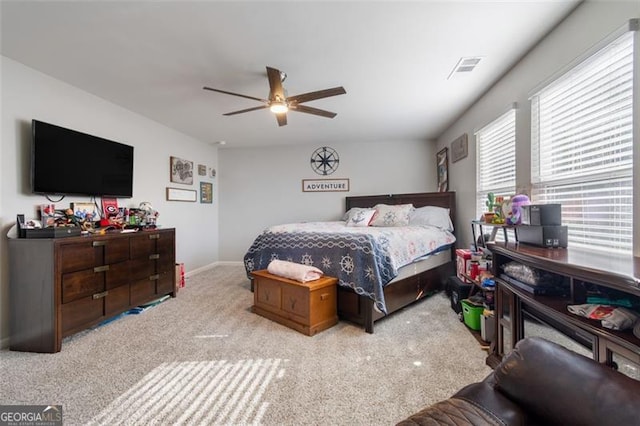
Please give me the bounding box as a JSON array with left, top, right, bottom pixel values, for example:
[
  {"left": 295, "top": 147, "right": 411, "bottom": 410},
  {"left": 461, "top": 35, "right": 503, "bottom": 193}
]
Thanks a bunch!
[
  {"left": 471, "top": 220, "right": 518, "bottom": 251},
  {"left": 486, "top": 242, "right": 640, "bottom": 378}
]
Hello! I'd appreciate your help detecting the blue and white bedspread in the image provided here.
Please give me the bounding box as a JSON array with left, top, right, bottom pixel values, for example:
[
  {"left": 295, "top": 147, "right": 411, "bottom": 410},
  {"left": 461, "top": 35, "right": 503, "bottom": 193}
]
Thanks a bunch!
[{"left": 243, "top": 222, "right": 455, "bottom": 314}]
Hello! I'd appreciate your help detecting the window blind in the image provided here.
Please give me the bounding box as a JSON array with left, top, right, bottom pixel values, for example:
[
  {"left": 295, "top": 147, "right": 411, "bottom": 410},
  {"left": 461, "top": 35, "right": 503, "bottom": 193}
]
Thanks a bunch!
[
  {"left": 531, "top": 31, "right": 633, "bottom": 254},
  {"left": 475, "top": 109, "right": 516, "bottom": 217}
]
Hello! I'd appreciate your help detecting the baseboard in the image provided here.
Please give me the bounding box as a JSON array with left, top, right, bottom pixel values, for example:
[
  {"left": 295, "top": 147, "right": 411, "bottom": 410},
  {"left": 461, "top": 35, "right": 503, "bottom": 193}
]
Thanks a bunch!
[
  {"left": 1, "top": 336, "right": 10, "bottom": 350},
  {"left": 184, "top": 261, "right": 244, "bottom": 277}
]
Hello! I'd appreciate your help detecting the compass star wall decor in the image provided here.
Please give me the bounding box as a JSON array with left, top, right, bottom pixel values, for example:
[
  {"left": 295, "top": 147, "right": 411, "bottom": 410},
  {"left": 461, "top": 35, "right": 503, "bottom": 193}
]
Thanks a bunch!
[{"left": 310, "top": 147, "right": 339, "bottom": 176}]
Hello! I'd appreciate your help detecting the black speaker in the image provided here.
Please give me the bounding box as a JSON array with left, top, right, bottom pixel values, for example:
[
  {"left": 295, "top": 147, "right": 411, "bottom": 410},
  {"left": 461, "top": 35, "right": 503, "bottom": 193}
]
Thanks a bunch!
[
  {"left": 518, "top": 225, "right": 568, "bottom": 248},
  {"left": 521, "top": 204, "right": 562, "bottom": 226}
]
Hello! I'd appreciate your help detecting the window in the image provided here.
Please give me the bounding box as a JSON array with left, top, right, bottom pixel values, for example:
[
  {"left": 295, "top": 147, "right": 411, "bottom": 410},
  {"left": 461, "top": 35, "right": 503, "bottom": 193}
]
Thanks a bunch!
[
  {"left": 475, "top": 108, "right": 516, "bottom": 218},
  {"left": 531, "top": 31, "right": 634, "bottom": 254}
]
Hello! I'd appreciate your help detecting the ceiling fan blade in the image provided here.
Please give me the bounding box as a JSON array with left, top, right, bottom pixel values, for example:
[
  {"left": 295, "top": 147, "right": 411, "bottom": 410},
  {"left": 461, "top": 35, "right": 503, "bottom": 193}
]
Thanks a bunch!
[
  {"left": 287, "top": 87, "right": 346, "bottom": 104},
  {"left": 275, "top": 112, "right": 287, "bottom": 127},
  {"left": 266, "top": 66, "right": 285, "bottom": 101},
  {"left": 203, "top": 86, "right": 267, "bottom": 103},
  {"left": 290, "top": 104, "right": 337, "bottom": 118},
  {"left": 223, "top": 105, "right": 269, "bottom": 116}
]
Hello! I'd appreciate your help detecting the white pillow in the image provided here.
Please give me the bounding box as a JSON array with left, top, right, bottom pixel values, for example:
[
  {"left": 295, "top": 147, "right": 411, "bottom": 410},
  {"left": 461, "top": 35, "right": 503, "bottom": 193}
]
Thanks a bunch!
[
  {"left": 370, "top": 204, "right": 414, "bottom": 227},
  {"left": 344, "top": 208, "right": 376, "bottom": 227},
  {"left": 409, "top": 206, "right": 454, "bottom": 231},
  {"left": 343, "top": 207, "right": 370, "bottom": 221}
]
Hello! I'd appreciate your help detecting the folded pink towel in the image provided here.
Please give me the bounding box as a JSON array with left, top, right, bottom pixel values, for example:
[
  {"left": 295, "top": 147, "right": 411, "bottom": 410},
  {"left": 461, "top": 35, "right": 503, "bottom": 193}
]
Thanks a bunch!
[{"left": 267, "top": 260, "right": 324, "bottom": 282}]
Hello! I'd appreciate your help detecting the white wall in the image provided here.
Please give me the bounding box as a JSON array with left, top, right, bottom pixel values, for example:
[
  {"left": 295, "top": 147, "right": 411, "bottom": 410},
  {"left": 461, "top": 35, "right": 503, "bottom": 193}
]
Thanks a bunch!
[
  {"left": 1, "top": 57, "right": 220, "bottom": 344},
  {"left": 437, "top": 1, "right": 640, "bottom": 250},
  {"left": 218, "top": 140, "right": 437, "bottom": 261}
]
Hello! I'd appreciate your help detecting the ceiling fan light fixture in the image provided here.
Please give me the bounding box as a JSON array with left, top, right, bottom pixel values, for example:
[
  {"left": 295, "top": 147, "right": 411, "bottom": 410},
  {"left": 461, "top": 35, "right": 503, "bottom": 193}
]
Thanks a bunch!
[{"left": 270, "top": 102, "right": 289, "bottom": 114}]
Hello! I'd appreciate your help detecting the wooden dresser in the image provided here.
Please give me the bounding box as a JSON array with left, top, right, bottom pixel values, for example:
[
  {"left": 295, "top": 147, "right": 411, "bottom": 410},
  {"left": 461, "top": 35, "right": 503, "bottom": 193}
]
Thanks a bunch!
[
  {"left": 251, "top": 270, "right": 338, "bottom": 336},
  {"left": 8, "top": 228, "right": 176, "bottom": 353},
  {"left": 487, "top": 242, "right": 640, "bottom": 378}
]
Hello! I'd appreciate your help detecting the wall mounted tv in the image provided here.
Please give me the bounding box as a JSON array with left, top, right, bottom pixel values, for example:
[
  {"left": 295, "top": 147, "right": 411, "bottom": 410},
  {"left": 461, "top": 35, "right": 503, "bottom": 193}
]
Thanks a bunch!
[{"left": 31, "top": 120, "right": 134, "bottom": 198}]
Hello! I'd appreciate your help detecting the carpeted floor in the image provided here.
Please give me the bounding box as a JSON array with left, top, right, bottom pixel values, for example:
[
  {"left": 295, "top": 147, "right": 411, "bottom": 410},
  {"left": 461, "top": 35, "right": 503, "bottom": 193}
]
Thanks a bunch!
[{"left": 0, "top": 265, "right": 492, "bottom": 425}]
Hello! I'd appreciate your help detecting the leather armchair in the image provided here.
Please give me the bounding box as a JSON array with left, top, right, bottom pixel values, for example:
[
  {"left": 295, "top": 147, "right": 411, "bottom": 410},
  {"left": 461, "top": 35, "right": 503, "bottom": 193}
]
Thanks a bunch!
[{"left": 397, "top": 336, "right": 640, "bottom": 425}]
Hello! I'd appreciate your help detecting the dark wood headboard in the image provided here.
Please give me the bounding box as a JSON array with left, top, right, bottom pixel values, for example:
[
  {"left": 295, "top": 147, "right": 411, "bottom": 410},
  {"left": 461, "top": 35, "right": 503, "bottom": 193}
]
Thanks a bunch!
[{"left": 345, "top": 191, "right": 456, "bottom": 229}]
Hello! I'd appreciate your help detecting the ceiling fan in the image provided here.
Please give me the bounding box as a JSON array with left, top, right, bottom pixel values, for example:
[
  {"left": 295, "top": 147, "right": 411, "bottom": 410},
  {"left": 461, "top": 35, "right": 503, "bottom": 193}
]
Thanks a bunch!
[{"left": 203, "top": 66, "right": 346, "bottom": 127}]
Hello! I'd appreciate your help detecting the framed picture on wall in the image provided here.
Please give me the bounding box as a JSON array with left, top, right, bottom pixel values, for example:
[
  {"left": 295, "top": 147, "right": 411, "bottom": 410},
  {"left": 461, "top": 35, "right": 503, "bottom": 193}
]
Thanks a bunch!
[
  {"left": 200, "top": 182, "right": 213, "bottom": 204},
  {"left": 450, "top": 133, "right": 468, "bottom": 163},
  {"left": 170, "top": 156, "right": 194, "bottom": 185},
  {"left": 436, "top": 147, "right": 448, "bottom": 192},
  {"left": 166, "top": 187, "right": 197, "bottom": 202}
]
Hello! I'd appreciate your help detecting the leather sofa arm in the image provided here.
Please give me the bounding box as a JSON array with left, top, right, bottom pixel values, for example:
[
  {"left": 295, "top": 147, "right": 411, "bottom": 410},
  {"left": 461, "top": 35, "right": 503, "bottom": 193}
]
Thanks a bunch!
[
  {"left": 493, "top": 337, "right": 640, "bottom": 425},
  {"left": 453, "top": 382, "right": 528, "bottom": 425}
]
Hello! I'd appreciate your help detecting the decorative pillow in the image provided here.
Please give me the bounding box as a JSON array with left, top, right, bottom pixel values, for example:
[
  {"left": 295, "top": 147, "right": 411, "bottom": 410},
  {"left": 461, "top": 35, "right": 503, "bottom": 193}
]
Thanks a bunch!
[
  {"left": 370, "top": 204, "right": 414, "bottom": 227},
  {"left": 344, "top": 208, "right": 376, "bottom": 227},
  {"left": 342, "top": 207, "right": 369, "bottom": 221},
  {"left": 409, "top": 206, "right": 454, "bottom": 231}
]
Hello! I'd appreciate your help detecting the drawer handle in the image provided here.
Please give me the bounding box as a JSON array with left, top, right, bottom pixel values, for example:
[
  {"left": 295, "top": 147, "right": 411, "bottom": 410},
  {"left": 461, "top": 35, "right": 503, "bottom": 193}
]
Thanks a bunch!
[
  {"left": 149, "top": 234, "right": 160, "bottom": 240},
  {"left": 93, "top": 291, "right": 108, "bottom": 299},
  {"left": 149, "top": 254, "right": 160, "bottom": 260},
  {"left": 320, "top": 293, "right": 331, "bottom": 301},
  {"left": 92, "top": 241, "right": 106, "bottom": 247},
  {"left": 149, "top": 274, "right": 160, "bottom": 281},
  {"left": 94, "top": 265, "right": 110, "bottom": 273}
]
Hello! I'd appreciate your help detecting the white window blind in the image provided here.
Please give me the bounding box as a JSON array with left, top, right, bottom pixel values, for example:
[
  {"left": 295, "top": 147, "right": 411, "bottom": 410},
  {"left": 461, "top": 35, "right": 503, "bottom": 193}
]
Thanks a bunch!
[
  {"left": 531, "top": 31, "right": 634, "bottom": 254},
  {"left": 475, "top": 109, "right": 516, "bottom": 218}
]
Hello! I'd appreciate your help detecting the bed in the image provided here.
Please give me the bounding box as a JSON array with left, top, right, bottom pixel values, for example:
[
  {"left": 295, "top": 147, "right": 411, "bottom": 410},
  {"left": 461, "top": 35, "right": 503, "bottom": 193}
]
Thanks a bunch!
[{"left": 244, "top": 191, "right": 456, "bottom": 333}]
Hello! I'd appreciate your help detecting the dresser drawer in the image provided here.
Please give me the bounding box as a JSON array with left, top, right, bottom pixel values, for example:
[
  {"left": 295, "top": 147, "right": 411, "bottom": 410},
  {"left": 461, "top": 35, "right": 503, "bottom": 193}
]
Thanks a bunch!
[
  {"left": 130, "top": 232, "right": 169, "bottom": 258},
  {"left": 106, "top": 284, "right": 130, "bottom": 315},
  {"left": 130, "top": 278, "right": 156, "bottom": 306},
  {"left": 62, "top": 269, "right": 104, "bottom": 304},
  {"left": 60, "top": 238, "right": 130, "bottom": 273},
  {"left": 156, "top": 271, "right": 174, "bottom": 296},
  {"left": 129, "top": 257, "right": 155, "bottom": 281},
  {"left": 60, "top": 243, "right": 99, "bottom": 273},
  {"left": 103, "top": 238, "right": 130, "bottom": 264},
  {"left": 157, "top": 235, "right": 175, "bottom": 257},
  {"left": 61, "top": 296, "right": 103, "bottom": 335},
  {"left": 106, "top": 261, "right": 131, "bottom": 290}
]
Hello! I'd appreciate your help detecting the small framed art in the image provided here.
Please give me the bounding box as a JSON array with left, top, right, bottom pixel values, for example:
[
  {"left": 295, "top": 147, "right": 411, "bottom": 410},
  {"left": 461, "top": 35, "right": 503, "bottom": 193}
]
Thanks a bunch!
[
  {"left": 71, "top": 202, "right": 101, "bottom": 221},
  {"left": 450, "top": 133, "right": 468, "bottom": 163},
  {"left": 436, "top": 147, "right": 448, "bottom": 192},
  {"left": 166, "top": 187, "right": 197, "bottom": 202},
  {"left": 200, "top": 182, "right": 213, "bottom": 204},
  {"left": 170, "top": 156, "right": 194, "bottom": 185}
]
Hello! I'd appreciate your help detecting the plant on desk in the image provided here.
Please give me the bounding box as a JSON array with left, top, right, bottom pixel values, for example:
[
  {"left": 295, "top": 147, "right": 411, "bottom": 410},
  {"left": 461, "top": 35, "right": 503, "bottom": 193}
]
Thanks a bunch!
[{"left": 483, "top": 193, "right": 505, "bottom": 224}]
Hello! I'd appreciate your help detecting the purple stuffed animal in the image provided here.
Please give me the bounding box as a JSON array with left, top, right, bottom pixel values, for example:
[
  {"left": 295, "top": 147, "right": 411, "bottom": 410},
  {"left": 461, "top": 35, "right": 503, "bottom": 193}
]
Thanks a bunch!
[{"left": 506, "top": 194, "right": 531, "bottom": 225}]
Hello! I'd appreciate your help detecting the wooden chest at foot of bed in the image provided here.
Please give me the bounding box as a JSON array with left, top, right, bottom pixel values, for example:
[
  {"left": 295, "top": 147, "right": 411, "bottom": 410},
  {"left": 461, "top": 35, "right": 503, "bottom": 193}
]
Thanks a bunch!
[{"left": 251, "top": 270, "right": 338, "bottom": 336}]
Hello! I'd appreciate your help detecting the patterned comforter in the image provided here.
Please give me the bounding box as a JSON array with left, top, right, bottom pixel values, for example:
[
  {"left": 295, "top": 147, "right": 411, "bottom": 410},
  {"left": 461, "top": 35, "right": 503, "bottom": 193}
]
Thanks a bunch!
[{"left": 243, "top": 221, "right": 456, "bottom": 314}]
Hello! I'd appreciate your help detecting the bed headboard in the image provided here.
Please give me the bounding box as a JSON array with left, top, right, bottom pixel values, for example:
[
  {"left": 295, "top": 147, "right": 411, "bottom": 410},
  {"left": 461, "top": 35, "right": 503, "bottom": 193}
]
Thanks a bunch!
[{"left": 345, "top": 191, "right": 456, "bottom": 233}]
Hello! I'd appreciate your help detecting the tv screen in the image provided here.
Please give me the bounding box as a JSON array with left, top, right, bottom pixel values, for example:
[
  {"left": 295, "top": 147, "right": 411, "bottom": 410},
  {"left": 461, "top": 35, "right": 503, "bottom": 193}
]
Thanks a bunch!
[{"left": 31, "top": 120, "right": 134, "bottom": 198}]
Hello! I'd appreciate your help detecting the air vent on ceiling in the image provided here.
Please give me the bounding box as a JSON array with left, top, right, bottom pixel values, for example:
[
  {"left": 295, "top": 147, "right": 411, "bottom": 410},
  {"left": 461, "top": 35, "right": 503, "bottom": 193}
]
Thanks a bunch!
[{"left": 447, "top": 57, "right": 482, "bottom": 79}]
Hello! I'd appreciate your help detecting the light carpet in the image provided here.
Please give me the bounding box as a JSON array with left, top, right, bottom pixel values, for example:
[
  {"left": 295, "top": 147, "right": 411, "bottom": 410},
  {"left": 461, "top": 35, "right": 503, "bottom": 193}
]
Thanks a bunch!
[{"left": 0, "top": 265, "right": 492, "bottom": 425}]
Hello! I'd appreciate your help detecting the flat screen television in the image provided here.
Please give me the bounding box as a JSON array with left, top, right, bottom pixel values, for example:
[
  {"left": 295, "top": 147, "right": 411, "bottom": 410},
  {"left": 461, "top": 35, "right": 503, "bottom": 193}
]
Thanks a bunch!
[{"left": 31, "top": 120, "right": 134, "bottom": 198}]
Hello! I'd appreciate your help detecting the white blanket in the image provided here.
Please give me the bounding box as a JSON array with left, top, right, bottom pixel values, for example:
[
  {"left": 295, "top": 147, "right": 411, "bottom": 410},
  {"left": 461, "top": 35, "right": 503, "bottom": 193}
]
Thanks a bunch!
[{"left": 267, "top": 260, "right": 323, "bottom": 283}]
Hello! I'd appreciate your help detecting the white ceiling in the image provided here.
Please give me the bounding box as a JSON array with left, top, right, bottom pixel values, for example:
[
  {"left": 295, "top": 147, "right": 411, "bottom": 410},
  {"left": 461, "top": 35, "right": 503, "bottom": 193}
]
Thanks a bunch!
[{"left": 0, "top": 1, "right": 581, "bottom": 148}]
